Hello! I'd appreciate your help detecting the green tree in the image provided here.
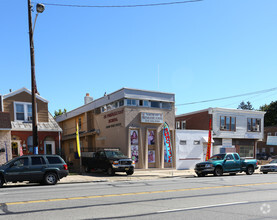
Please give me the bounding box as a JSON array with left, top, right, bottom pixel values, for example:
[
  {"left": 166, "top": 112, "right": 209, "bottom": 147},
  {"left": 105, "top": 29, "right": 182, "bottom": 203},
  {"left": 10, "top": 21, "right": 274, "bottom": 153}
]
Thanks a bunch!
[
  {"left": 259, "top": 101, "right": 277, "bottom": 126},
  {"left": 54, "top": 109, "right": 67, "bottom": 118},
  {"left": 237, "top": 101, "right": 254, "bottom": 110}
]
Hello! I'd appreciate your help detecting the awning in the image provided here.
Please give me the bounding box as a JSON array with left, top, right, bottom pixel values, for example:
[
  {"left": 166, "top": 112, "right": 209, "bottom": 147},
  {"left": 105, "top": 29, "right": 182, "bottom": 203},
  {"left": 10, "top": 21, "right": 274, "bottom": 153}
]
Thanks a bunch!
[
  {"left": 201, "top": 136, "right": 214, "bottom": 143},
  {"left": 267, "top": 136, "right": 277, "bottom": 146}
]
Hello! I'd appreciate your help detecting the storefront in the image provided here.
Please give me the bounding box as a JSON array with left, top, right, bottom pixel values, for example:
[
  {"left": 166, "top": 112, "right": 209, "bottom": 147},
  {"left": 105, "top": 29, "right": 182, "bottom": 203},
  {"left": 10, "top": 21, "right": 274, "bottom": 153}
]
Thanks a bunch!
[{"left": 56, "top": 88, "right": 176, "bottom": 170}]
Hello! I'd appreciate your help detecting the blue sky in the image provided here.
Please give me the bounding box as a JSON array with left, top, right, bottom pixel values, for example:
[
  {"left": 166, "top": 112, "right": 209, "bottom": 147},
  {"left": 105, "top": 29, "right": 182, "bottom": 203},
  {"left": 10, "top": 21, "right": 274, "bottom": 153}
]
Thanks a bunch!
[{"left": 1, "top": 0, "right": 277, "bottom": 115}]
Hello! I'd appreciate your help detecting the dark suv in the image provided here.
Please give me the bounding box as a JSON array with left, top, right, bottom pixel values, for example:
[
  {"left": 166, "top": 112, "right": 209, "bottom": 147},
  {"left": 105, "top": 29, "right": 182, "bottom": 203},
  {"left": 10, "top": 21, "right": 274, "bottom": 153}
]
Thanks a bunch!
[{"left": 0, "top": 155, "right": 68, "bottom": 187}]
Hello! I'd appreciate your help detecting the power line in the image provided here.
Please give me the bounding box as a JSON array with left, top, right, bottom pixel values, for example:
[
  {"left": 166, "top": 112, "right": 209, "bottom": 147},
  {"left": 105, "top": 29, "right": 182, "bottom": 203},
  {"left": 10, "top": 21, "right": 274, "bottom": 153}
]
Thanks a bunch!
[
  {"left": 175, "top": 87, "right": 277, "bottom": 106},
  {"left": 34, "top": 0, "right": 202, "bottom": 8}
]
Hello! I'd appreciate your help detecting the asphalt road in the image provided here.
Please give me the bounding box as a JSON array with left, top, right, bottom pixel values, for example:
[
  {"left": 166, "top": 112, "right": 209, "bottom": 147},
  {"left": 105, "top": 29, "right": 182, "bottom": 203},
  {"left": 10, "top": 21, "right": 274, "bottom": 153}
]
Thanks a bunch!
[{"left": 1, "top": 173, "right": 277, "bottom": 219}]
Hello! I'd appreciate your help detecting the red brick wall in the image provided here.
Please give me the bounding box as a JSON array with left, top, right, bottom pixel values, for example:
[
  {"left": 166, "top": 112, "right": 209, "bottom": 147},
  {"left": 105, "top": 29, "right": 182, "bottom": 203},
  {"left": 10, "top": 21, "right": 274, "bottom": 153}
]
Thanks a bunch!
[
  {"left": 11, "top": 131, "right": 60, "bottom": 155},
  {"left": 176, "top": 110, "right": 211, "bottom": 130}
]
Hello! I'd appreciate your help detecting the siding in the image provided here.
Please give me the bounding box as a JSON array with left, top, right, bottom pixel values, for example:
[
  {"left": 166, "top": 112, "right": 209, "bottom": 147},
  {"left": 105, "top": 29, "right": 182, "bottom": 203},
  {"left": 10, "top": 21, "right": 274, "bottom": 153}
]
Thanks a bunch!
[{"left": 3, "top": 91, "right": 48, "bottom": 122}]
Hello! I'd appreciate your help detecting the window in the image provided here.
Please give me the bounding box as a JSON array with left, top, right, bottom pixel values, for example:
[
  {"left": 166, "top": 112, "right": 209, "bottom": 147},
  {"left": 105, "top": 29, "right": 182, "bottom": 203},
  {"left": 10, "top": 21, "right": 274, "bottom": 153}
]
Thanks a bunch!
[
  {"left": 275, "top": 132, "right": 277, "bottom": 136},
  {"left": 225, "top": 154, "right": 234, "bottom": 160},
  {"left": 14, "top": 158, "right": 28, "bottom": 167},
  {"left": 181, "top": 121, "right": 186, "bottom": 129},
  {"left": 220, "top": 116, "right": 236, "bottom": 131},
  {"left": 47, "top": 156, "right": 63, "bottom": 164},
  {"left": 139, "top": 100, "right": 149, "bottom": 107},
  {"left": 270, "top": 147, "right": 274, "bottom": 153},
  {"left": 31, "top": 157, "right": 45, "bottom": 165},
  {"left": 161, "top": 102, "right": 171, "bottom": 109},
  {"left": 127, "top": 99, "right": 137, "bottom": 106},
  {"left": 15, "top": 102, "right": 32, "bottom": 121},
  {"left": 78, "top": 118, "right": 82, "bottom": 130},
  {"left": 69, "top": 141, "right": 74, "bottom": 153},
  {"left": 176, "top": 121, "right": 180, "bottom": 129},
  {"left": 27, "top": 136, "right": 33, "bottom": 154},
  {"left": 180, "top": 140, "right": 187, "bottom": 145},
  {"left": 247, "top": 118, "right": 261, "bottom": 132},
  {"left": 150, "top": 101, "right": 160, "bottom": 108},
  {"left": 234, "top": 154, "right": 239, "bottom": 160},
  {"left": 239, "top": 146, "right": 254, "bottom": 158},
  {"left": 119, "top": 99, "right": 124, "bottom": 107},
  {"left": 268, "top": 133, "right": 272, "bottom": 136},
  {"left": 194, "top": 140, "right": 200, "bottom": 145}
]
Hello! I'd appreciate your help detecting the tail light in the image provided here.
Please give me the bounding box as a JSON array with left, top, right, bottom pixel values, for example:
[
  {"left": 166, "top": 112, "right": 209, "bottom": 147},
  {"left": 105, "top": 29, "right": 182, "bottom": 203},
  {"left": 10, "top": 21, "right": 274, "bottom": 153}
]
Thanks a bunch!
[{"left": 63, "top": 164, "right": 68, "bottom": 170}]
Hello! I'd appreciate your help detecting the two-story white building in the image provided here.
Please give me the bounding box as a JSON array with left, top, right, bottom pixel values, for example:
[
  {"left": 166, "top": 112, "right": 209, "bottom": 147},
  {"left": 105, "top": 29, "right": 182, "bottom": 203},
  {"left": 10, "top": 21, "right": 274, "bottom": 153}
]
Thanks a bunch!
[{"left": 175, "top": 108, "right": 265, "bottom": 161}]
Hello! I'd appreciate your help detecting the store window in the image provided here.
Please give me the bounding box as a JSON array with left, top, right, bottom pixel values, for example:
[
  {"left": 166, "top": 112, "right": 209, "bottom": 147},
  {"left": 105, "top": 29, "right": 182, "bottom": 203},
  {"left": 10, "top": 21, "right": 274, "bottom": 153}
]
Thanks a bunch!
[
  {"left": 239, "top": 146, "right": 254, "bottom": 158},
  {"left": 126, "top": 99, "right": 137, "bottom": 106},
  {"left": 161, "top": 102, "right": 171, "bottom": 109},
  {"left": 15, "top": 102, "right": 32, "bottom": 122},
  {"left": 150, "top": 101, "right": 160, "bottom": 108},
  {"left": 220, "top": 116, "right": 236, "bottom": 131},
  {"left": 247, "top": 118, "right": 261, "bottom": 132}
]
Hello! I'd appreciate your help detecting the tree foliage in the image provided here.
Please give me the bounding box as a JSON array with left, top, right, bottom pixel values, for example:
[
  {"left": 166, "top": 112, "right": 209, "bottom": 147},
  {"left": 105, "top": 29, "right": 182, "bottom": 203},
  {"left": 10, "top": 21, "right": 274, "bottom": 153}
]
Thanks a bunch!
[
  {"left": 54, "top": 109, "right": 67, "bottom": 118},
  {"left": 259, "top": 101, "right": 277, "bottom": 126},
  {"left": 237, "top": 101, "right": 254, "bottom": 110}
]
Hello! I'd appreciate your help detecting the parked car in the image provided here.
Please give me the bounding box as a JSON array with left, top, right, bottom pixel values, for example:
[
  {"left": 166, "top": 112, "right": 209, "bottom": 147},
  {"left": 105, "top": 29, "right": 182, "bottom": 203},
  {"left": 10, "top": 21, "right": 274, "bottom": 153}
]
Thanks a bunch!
[
  {"left": 195, "top": 153, "right": 258, "bottom": 177},
  {"left": 0, "top": 155, "right": 68, "bottom": 187},
  {"left": 256, "top": 153, "right": 271, "bottom": 160},
  {"left": 82, "top": 149, "right": 135, "bottom": 175},
  {"left": 260, "top": 159, "right": 277, "bottom": 174}
]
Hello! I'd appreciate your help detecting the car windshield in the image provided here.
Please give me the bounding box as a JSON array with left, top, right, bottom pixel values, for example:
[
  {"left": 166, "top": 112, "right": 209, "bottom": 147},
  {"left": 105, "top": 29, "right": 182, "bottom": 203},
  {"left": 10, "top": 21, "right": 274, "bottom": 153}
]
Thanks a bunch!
[
  {"left": 209, "top": 154, "right": 226, "bottom": 161},
  {"left": 269, "top": 159, "right": 277, "bottom": 164},
  {"left": 105, "top": 151, "right": 125, "bottom": 158}
]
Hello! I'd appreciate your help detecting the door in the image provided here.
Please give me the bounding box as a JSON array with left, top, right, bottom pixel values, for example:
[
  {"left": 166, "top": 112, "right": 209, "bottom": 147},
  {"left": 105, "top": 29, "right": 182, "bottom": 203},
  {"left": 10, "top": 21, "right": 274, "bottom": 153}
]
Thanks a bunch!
[
  {"left": 11, "top": 141, "right": 21, "bottom": 158},
  {"left": 5, "top": 157, "right": 30, "bottom": 182},
  {"left": 223, "top": 154, "right": 235, "bottom": 172},
  {"left": 44, "top": 141, "right": 55, "bottom": 155}
]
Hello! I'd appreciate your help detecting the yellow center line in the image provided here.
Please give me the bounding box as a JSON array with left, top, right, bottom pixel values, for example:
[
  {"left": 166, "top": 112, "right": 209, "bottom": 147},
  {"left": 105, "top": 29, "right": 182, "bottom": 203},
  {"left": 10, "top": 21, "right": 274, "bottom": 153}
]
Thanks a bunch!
[{"left": 5, "top": 182, "right": 277, "bottom": 206}]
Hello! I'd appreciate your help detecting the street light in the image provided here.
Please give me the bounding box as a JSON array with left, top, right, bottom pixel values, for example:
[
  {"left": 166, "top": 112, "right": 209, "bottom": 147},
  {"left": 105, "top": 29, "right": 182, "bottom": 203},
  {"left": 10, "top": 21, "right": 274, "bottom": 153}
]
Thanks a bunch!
[{"left": 27, "top": 1, "right": 44, "bottom": 154}]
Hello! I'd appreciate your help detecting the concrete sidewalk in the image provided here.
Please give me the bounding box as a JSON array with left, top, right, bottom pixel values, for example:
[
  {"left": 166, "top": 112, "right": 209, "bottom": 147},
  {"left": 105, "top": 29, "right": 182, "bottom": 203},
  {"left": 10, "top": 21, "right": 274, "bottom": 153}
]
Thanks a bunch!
[{"left": 59, "top": 169, "right": 197, "bottom": 184}]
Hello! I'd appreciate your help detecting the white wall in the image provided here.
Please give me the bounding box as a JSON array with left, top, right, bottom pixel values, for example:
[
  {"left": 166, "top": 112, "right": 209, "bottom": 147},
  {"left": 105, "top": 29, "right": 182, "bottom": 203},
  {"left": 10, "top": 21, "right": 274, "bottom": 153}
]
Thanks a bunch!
[{"left": 176, "top": 130, "right": 210, "bottom": 170}]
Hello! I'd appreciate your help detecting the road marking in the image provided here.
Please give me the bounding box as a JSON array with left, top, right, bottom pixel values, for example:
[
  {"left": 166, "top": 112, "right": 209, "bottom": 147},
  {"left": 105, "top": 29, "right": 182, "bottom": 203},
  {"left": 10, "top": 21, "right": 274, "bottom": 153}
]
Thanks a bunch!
[
  {"left": 5, "top": 181, "right": 277, "bottom": 206},
  {"left": 157, "top": 201, "right": 249, "bottom": 213}
]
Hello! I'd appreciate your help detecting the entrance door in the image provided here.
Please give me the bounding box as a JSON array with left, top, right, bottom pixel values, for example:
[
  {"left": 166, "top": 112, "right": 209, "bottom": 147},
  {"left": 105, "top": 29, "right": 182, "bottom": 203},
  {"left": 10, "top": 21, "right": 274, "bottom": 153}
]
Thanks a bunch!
[
  {"left": 44, "top": 141, "right": 55, "bottom": 155},
  {"left": 11, "top": 141, "right": 21, "bottom": 158}
]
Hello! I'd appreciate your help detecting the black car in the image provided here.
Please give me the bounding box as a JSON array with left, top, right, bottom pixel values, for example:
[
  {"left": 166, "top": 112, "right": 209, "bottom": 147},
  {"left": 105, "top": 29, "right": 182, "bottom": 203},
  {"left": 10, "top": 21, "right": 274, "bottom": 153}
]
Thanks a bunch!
[
  {"left": 256, "top": 153, "right": 270, "bottom": 160},
  {"left": 0, "top": 155, "right": 68, "bottom": 187}
]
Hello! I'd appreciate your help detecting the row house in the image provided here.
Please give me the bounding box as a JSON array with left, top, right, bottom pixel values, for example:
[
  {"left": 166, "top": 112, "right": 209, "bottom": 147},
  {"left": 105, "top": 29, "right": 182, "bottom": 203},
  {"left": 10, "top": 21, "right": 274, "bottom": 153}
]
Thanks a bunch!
[
  {"left": 0, "top": 88, "right": 62, "bottom": 163},
  {"left": 55, "top": 88, "right": 175, "bottom": 171},
  {"left": 176, "top": 107, "right": 265, "bottom": 158}
]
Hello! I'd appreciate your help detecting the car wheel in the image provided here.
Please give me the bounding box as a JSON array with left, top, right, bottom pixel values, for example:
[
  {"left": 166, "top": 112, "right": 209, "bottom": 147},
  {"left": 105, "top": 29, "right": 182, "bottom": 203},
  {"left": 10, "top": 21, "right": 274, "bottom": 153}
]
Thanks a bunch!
[
  {"left": 0, "top": 175, "right": 4, "bottom": 188},
  {"left": 214, "top": 167, "right": 223, "bottom": 176},
  {"left": 44, "top": 172, "right": 58, "bottom": 185},
  {"left": 126, "top": 170, "right": 134, "bottom": 175},
  {"left": 263, "top": 172, "right": 268, "bottom": 174},
  {"left": 246, "top": 166, "right": 254, "bottom": 175},
  {"left": 107, "top": 167, "right": 115, "bottom": 176}
]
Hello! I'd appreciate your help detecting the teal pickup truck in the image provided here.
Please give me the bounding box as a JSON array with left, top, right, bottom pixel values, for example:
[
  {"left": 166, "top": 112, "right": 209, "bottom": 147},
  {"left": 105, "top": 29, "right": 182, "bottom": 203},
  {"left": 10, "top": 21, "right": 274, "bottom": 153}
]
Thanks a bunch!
[{"left": 195, "top": 153, "right": 258, "bottom": 177}]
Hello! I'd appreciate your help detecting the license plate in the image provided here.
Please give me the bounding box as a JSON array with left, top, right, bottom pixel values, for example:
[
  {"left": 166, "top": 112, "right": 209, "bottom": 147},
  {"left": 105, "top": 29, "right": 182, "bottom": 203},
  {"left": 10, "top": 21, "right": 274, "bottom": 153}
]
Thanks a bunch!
[{"left": 125, "top": 168, "right": 129, "bottom": 171}]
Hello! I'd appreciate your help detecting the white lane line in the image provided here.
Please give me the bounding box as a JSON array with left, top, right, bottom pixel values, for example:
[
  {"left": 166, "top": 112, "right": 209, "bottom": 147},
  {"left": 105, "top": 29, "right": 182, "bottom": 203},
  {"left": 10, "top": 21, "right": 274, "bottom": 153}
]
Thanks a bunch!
[{"left": 157, "top": 201, "right": 249, "bottom": 213}]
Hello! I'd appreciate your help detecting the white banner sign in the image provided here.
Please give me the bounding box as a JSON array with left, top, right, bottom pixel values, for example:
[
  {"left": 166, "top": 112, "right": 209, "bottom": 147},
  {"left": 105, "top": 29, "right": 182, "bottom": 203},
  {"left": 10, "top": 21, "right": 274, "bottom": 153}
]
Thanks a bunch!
[{"left": 141, "top": 112, "right": 163, "bottom": 124}]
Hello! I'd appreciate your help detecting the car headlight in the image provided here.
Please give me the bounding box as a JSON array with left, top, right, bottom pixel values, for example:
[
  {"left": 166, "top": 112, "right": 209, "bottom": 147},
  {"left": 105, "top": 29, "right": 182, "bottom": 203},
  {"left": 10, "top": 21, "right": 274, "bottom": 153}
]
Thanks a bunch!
[
  {"left": 205, "top": 164, "right": 213, "bottom": 168},
  {"left": 113, "top": 161, "right": 119, "bottom": 165}
]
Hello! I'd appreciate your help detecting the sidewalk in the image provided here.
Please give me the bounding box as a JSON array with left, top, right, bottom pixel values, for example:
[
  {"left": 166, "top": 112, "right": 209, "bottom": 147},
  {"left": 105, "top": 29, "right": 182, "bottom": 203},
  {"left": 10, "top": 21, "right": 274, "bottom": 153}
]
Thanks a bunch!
[{"left": 59, "top": 169, "right": 197, "bottom": 184}]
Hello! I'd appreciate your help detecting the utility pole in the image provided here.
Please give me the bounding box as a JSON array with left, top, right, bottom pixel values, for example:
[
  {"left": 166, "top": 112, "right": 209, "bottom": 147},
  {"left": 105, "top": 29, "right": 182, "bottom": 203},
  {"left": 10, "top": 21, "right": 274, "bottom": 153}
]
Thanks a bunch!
[{"left": 28, "top": 0, "right": 38, "bottom": 152}]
